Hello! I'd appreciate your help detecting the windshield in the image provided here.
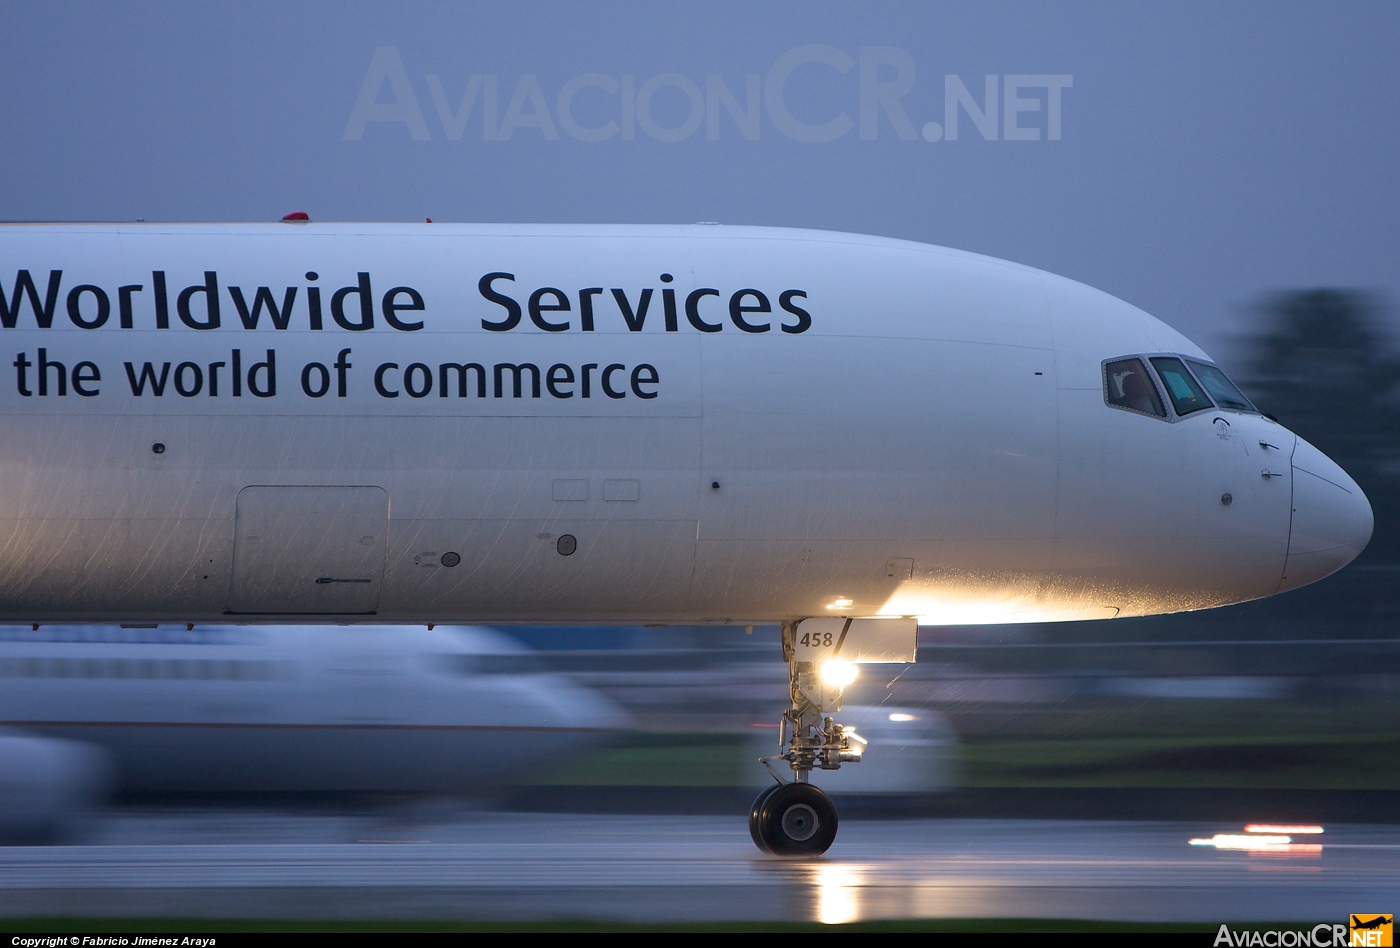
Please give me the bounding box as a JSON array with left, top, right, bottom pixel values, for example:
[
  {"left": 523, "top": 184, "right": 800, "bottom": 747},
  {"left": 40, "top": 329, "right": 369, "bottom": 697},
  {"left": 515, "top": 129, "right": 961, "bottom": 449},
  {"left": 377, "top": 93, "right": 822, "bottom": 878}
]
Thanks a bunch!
[
  {"left": 1149, "top": 357, "right": 1213, "bottom": 415},
  {"left": 1104, "top": 358, "right": 1166, "bottom": 417},
  {"left": 1186, "top": 360, "right": 1257, "bottom": 412}
]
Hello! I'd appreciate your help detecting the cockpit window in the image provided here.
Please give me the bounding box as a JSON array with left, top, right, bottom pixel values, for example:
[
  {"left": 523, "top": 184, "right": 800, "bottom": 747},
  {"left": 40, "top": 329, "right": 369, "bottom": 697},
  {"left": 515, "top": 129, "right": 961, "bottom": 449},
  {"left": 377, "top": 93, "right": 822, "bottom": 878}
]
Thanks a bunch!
[
  {"left": 1186, "top": 360, "right": 1256, "bottom": 412},
  {"left": 1104, "top": 358, "right": 1166, "bottom": 418},
  {"left": 1149, "top": 357, "right": 1213, "bottom": 415}
]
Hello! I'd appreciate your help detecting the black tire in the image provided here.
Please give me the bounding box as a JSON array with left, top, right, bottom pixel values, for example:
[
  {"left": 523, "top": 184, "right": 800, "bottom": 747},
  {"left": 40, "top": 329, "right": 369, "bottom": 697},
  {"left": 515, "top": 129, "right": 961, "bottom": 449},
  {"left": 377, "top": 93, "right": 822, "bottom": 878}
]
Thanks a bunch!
[
  {"left": 756, "top": 782, "right": 838, "bottom": 856},
  {"left": 748, "top": 783, "right": 780, "bottom": 853}
]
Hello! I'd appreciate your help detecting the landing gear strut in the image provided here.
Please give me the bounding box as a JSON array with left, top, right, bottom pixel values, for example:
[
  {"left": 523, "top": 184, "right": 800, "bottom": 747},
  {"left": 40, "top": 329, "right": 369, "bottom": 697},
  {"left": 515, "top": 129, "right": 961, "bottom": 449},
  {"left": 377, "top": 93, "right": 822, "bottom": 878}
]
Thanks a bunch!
[{"left": 748, "top": 620, "right": 866, "bottom": 856}]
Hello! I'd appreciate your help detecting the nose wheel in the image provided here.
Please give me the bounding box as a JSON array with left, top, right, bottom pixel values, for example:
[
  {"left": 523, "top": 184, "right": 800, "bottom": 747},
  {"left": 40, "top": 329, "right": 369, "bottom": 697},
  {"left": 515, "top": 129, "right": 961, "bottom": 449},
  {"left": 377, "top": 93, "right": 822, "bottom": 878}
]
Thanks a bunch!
[{"left": 749, "top": 782, "right": 839, "bottom": 856}]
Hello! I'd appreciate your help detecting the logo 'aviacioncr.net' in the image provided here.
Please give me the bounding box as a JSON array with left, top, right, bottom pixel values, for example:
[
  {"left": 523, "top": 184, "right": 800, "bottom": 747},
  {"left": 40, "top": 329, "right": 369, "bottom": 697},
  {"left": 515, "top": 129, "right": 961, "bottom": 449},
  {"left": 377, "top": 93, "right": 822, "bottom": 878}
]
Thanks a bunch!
[{"left": 1351, "top": 914, "right": 1393, "bottom": 947}]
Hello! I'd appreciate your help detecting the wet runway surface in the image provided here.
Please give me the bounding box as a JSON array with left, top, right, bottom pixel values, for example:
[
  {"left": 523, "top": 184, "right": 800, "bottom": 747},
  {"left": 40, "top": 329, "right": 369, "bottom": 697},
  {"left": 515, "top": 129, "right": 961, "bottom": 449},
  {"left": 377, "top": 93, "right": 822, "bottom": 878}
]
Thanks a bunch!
[{"left": 1, "top": 810, "right": 1396, "bottom": 923}]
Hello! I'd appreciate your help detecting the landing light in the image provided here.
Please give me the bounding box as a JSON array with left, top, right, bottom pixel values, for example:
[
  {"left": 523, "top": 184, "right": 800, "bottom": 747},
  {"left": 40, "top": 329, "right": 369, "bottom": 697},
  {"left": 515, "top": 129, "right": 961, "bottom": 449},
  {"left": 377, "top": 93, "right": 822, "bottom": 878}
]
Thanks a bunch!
[
  {"left": 828, "top": 598, "right": 854, "bottom": 610},
  {"left": 820, "top": 659, "right": 859, "bottom": 687}
]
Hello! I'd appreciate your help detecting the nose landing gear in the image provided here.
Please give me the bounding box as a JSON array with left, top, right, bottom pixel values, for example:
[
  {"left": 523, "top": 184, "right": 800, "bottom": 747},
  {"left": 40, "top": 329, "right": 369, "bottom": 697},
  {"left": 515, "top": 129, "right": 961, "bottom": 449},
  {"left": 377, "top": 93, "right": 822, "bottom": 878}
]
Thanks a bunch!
[
  {"left": 749, "top": 619, "right": 869, "bottom": 857},
  {"left": 748, "top": 616, "right": 917, "bottom": 856}
]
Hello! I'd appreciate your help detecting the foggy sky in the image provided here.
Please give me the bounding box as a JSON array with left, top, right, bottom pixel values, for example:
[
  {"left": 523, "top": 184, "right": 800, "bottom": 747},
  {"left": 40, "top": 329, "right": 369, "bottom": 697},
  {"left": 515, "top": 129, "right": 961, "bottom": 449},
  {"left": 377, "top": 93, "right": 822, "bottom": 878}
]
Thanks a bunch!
[{"left": 1, "top": 1, "right": 1396, "bottom": 360}]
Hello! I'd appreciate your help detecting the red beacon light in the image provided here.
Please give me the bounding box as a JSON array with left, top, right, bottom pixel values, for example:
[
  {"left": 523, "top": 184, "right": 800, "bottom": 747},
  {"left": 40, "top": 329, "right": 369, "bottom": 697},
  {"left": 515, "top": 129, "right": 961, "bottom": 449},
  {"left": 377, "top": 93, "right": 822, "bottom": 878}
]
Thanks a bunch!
[{"left": 281, "top": 212, "right": 310, "bottom": 222}]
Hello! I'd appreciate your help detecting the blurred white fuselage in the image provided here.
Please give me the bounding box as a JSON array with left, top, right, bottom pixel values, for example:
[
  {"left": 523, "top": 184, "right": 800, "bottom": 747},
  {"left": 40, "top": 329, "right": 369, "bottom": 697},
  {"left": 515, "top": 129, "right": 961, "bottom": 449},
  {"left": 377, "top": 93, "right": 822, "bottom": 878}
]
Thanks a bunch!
[{"left": 0, "top": 624, "right": 626, "bottom": 798}]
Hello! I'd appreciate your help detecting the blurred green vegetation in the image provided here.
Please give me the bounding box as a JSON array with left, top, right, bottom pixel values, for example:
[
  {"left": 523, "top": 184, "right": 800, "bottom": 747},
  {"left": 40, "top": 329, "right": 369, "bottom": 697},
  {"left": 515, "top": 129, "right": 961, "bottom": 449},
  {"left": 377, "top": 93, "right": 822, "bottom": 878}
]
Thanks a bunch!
[
  {"left": 528, "top": 730, "right": 1400, "bottom": 789},
  {"left": 526, "top": 699, "right": 1400, "bottom": 789},
  {"left": 524, "top": 733, "right": 751, "bottom": 787},
  {"left": 953, "top": 698, "right": 1400, "bottom": 788},
  {"left": 961, "top": 735, "right": 1400, "bottom": 788}
]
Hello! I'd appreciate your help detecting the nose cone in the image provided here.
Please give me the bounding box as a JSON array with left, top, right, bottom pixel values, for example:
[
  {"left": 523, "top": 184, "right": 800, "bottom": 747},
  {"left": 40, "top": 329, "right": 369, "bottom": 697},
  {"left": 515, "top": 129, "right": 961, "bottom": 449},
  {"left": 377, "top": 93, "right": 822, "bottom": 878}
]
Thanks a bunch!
[{"left": 1279, "top": 437, "right": 1374, "bottom": 592}]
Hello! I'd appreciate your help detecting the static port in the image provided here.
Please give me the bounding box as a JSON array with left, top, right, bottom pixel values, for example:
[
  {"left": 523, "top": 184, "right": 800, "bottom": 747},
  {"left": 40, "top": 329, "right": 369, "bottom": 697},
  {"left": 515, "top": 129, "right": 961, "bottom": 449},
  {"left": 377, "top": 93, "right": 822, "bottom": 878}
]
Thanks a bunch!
[
  {"left": 151, "top": 442, "right": 166, "bottom": 454},
  {"left": 440, "top": 551, "right": 461, "bottom": 567},
  {"left": 556, "top": 534, "right": 577, "bottom": 556}
]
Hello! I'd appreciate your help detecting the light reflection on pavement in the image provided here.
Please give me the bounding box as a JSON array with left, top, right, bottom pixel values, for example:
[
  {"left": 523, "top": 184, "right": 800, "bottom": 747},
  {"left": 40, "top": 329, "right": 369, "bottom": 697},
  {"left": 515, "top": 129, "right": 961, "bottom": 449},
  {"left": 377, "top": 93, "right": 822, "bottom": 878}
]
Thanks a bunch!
[{"left": 0, "top": 812, "right": 1395, "bottom": 923}]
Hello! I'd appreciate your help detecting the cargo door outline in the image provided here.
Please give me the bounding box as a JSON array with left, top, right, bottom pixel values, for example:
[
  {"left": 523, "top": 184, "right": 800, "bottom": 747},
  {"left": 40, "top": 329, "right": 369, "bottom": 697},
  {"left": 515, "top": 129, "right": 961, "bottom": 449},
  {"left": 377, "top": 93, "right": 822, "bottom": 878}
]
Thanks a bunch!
[{"left": 227, "top": 486, "right": 389, "bottom": 615}]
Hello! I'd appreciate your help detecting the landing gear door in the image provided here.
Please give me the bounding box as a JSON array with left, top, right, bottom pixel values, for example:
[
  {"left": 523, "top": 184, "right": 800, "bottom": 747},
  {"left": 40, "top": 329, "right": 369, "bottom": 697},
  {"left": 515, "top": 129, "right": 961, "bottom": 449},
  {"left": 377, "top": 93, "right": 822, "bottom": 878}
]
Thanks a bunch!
[
  {"left": 228, "top": 486, "right": 389, "bottom": 615},
  {"left": 793, "top": 617, "right": 917, "bottom": 664}
]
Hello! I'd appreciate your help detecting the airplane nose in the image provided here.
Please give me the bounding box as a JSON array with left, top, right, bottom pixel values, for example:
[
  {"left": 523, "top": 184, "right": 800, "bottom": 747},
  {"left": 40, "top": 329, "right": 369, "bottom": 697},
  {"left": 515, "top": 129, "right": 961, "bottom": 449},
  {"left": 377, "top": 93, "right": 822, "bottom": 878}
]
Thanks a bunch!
[{"left": 1278, "top": 437, "right": 1374, "bottom": 592}]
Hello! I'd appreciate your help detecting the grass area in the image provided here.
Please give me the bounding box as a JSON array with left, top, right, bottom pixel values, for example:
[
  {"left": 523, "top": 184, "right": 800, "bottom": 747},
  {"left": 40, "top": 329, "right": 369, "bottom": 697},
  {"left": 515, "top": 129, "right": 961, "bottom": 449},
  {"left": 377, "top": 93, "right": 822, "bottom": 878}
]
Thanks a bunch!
[
  {"left": 941, "top": 698, "right": 1400, "bottom": 740},
  {"left": 961, "top": 734, "right": 1400, "bottom": 788},
  {"left": 525, "top": 726, "right": 1400, "bottom": 789},
  {"left": 525, "top": 732, "right": 755, "bottom": 786},
  {"left": 0, "top": 917, "right": 1248, "bottom": 933},
  {"left": 947, "top": 699, "right": 1400, "bottom": 788}
]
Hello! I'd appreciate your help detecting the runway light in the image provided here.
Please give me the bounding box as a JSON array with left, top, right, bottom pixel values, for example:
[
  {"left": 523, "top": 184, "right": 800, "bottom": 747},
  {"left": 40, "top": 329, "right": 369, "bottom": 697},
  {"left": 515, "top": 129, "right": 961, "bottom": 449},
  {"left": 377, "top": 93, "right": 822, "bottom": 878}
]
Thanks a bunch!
[
  {"left": 888, "top": 713, "right": 916, "bottom": 722},
  {"left": 820, "top": 659, "right": 859, "bottom": 687},
  {"left": 1190, "top": 834, "right": 1291, "bottom": 850},
  {"left": 1245, "top": 824, "right": 1323, "bottom": 835}
]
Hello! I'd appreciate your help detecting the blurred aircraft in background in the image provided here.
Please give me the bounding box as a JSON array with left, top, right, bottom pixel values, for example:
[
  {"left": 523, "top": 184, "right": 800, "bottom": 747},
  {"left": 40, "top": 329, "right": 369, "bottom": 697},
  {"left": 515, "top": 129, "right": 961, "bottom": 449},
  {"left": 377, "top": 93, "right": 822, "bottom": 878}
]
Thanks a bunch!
[{"left": 0, "top": 624, "right": 627, "bottom": 839}]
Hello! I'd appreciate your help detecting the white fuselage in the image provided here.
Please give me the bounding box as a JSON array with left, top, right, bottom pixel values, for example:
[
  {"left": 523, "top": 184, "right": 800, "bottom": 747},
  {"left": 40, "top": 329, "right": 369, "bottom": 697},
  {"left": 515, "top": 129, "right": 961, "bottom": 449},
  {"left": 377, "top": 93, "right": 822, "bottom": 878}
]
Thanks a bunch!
[{"left": 0, "top": 223, "right": 1372, "bottom": 625}]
